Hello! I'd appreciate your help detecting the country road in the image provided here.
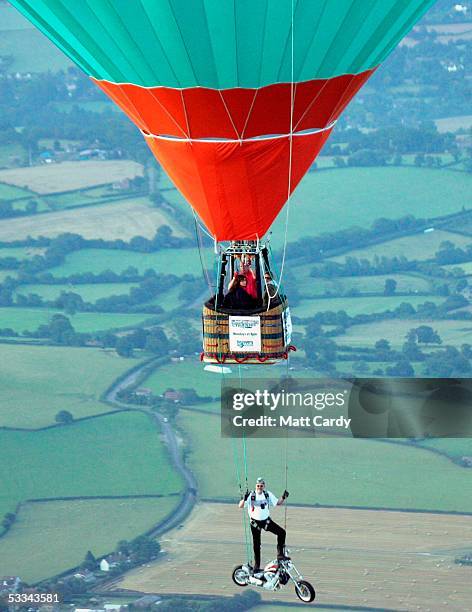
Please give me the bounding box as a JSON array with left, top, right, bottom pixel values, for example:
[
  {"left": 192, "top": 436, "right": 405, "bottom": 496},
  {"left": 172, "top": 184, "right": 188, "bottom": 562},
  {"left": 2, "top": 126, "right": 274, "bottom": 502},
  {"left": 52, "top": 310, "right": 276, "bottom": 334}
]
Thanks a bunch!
[{"left": 105, "top": 360, "right": 198, "bottom": 538}]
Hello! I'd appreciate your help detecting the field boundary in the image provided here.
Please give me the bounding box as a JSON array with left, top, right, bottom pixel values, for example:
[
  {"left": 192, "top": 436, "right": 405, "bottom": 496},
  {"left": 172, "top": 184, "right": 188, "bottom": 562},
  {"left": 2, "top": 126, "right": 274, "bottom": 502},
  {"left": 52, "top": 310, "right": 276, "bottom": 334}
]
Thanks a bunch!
[
  {"left": 201, "top": 498, "right": 472, "bottom": 517},
  {"left": 0, "top": 408, "right": 135, "bottom": 432}
]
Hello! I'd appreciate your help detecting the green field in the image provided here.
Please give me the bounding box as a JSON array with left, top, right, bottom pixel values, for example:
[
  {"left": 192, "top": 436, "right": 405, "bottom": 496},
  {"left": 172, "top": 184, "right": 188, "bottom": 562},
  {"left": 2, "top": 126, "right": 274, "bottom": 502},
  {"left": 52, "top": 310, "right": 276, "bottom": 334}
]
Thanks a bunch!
[
  {"left": 0, "top": 307, "right": 156, "bottom": 334},
  {"left": 444, "top": 261, "right": 472, "bottom": 275},
  {"left": 0, "top": 271, "right": 17, "bottom": 282},
  {"left": 179, "top": 411, "right": 472, "bottom": 512},
  {"left": 294, "top": 267, "right": 432, "bottom": 297},
  {"left": 330, "top": 230, "right": 472, "bottom": 263},
  {"left": 0, "top": 496, "right": 177, "bottom": 584},
  {"left": 165, "top": 168, "right": 472, "bottom": 243},
  {"left": 0, "top": 411, "right": 183, "bottom": 518},
  {"left": 336, "top": 319, "right": 472, "bottom": 348},
  {"left": 49, "top": 247, "right": 210, "bottom": 277},
  {"left": 0, "top": 247, "right": 45, "bottom": 260},
  {"left": 294, "top": 295, "right": 442, "bottom": 318},
  {"left": 274, "top": 168, "right": 472, "bottom": 243},
  {"left": 15, "top": 282, "right": 139, "bottom": 302},
  {"left": 0, "top": 344, "right": 141, "bottom": 428},
  {"left": 0, "top": 144, "right": 26, "bottom": 168},
  {"left": 144, "top": 360, "right": 221, "bottom": 398},
  {"left": 0, "top": 182, "right": 33, "bottom": 200},
  {"left": 0, "top": 4, "right": 72, "bottom": 73}
]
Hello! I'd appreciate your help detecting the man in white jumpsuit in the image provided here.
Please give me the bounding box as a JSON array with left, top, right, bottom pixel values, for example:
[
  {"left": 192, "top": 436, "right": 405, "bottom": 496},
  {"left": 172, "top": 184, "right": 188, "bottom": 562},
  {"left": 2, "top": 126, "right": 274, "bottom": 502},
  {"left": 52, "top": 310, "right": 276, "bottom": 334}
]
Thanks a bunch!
[{"left": 238, "top": 477, "right": 289, "bottom": 572}]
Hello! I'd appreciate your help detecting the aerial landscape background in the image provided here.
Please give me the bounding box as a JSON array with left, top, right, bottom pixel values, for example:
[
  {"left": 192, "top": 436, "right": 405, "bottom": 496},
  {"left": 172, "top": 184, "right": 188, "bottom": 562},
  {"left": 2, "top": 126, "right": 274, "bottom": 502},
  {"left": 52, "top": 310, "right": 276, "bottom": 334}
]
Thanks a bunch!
[{"left": 0, "top": 0, "right": 471, "bottom": 609}]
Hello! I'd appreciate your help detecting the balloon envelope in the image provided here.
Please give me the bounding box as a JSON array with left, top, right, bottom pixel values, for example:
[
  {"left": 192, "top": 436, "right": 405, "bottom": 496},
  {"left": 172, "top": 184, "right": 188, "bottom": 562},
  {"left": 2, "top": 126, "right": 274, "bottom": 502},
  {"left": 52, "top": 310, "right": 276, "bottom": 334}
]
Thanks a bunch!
[{"left": 11, "top": 0, "right": 435, "bottom": 240}]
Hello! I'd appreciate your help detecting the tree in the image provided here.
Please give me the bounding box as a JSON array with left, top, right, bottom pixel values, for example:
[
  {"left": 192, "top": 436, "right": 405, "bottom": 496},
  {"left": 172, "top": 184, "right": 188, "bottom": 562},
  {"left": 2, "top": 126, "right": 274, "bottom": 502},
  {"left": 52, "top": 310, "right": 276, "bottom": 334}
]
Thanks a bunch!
[
  {"left": 145, "top": 328, "right": 170, "bottom": 355},
  {"left": 2, "top": 512, "right": 16, "bottom": 530},
  {"left": 49, "top": 314, "right": 75, "bottom": 343},
  {"left": 81, "top": 550, "right": 97, "bottom": 571},
  {"left": 415, "top": 325, "right": 442, "bottom": 344},
  {"left": 383, "top": 278, "right": 397, "bottom": 296},
  {"left": 386, "top": 359, "right": 414, "bottom": 377},
  {"left": 375, "top": 339, "right": 391, "bottom": 352},
  {"left": 25, "top": 199, "right": 38, "bottom": 214},
  {"left": 333, "top": 156, "right": 346, "bottom": 167},
  {"left": 116, "top": 336, "right": 134, "bottom": 357},
  {"left": 55, "top": 410, "right": 73, "bottom": 424}
]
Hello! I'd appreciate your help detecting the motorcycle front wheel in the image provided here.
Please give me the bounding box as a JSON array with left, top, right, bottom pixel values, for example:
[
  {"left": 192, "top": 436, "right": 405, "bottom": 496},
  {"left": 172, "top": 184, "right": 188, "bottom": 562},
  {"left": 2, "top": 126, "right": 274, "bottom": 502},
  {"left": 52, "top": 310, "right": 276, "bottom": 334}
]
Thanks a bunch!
[
  {"left": 295, "top": 580, "right": 316, "bottom": 603},
  {"left": 232, "top": 565, "right": 250, "bottom": 587}
]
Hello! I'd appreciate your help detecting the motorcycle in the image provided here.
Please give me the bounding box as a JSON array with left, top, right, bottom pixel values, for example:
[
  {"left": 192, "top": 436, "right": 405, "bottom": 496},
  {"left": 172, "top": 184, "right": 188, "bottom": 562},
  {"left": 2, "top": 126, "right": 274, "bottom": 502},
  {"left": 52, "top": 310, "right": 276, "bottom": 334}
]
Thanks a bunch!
[{"left": 232, "top": 554, "right": 316, "bottom": 603}]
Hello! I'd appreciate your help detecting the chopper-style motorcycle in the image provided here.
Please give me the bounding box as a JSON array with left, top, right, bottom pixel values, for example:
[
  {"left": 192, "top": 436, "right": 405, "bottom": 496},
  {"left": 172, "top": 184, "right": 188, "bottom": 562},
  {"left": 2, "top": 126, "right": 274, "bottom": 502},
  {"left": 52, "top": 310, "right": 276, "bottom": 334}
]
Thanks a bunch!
[{"left": 232, "top": 555, "right": 316, "bottom": 603}]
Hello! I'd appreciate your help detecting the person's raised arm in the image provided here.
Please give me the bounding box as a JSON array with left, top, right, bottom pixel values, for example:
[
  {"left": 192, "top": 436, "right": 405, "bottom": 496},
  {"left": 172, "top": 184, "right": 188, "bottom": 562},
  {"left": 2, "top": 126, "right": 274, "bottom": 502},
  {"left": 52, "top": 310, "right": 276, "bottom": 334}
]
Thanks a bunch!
[
  {"left": 277, "top": 490, "right": 289, "bottom": 506},
  {"left": 239, "top": 489, "right": 249, "bottom": 508}
]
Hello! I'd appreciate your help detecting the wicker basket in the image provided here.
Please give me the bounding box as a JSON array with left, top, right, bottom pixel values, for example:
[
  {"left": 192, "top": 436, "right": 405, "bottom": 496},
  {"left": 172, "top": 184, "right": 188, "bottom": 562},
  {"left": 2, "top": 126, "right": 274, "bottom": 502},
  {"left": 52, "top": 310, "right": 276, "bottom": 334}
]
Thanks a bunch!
[{"left": 202, "top": 299, "right": 294, "bottom": 364}]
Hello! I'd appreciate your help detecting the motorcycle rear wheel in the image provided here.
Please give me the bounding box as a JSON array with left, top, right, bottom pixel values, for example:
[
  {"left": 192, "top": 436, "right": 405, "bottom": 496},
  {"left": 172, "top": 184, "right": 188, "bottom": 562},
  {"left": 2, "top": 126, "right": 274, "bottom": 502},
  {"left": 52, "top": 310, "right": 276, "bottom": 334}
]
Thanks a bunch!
[
  {"left": 295, "top": 580, "right": 316, "bottom": 602},
  {"left": 232, "top": 565, "right": 250, "bottom": 587}
]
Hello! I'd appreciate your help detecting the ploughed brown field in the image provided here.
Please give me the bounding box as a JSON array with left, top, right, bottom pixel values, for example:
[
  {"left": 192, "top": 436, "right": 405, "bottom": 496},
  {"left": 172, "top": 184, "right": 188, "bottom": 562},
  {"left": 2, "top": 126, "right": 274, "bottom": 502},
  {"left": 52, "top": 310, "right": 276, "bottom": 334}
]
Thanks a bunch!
[{"left": 111, "top": 502, "right": 472, "bottom": 610}]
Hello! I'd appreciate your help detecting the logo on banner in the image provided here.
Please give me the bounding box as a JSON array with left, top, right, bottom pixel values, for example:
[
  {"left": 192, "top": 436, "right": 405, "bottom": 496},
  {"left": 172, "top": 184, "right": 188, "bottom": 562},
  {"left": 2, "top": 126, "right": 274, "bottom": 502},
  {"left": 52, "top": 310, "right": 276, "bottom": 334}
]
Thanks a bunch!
[{"left": 229, "top": 316, "right": 261, "bottom": 352}]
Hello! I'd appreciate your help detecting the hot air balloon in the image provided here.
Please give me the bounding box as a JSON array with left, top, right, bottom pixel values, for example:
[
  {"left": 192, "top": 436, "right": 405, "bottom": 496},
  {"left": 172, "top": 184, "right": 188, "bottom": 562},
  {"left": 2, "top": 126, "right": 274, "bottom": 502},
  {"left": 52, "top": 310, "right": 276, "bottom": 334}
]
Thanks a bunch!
[{"left": 11, "top": 0, "right": 435, "bottom": 364}]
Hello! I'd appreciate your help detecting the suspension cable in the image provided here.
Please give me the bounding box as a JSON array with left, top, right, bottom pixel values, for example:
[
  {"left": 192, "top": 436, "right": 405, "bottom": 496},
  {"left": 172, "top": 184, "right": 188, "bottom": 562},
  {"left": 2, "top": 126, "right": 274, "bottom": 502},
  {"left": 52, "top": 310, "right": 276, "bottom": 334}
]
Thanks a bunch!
[
  {"left": 193, "top": 212, "right": 213, "bottom": 294},
  {"left": 271, "top": 0, "right": 294, "bottom": 301}
]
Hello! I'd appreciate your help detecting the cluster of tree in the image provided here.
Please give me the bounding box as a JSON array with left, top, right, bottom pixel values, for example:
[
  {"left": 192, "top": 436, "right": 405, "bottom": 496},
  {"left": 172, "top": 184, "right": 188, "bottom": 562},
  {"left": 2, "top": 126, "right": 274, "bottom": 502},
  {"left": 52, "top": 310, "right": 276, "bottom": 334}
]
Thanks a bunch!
[
  {"left": 326, "top": 124, "right": 456, "bottom": 158},
  {"left": 299, "top": 296, "right": 470, "bottom": 341},
  {"left": 117, "top": 386, "right": 211, "bottom": 406},
  {"left": 0, "top": 256, "right": 21, "bottom": 270},
  {"left": 311, "top": 255, "right": 466, "bottom": 292},
  {"left": 55, "top": 410, "right": 74, "bottom": 424},
  {"left": 110, "top": 327, "right": 170, "bottom": 358},
  {"left": 0, "top": 229, "right": 195, "bottom": 287},
  {"left": 3, "top": 269, "right": 204, "bottom": 315},
  {"left": 424, "top": 346, "right": 472, "bottom": 376},
  {"left": 434, "top": 240, "right": 472, "bottom": 265},
  {"left": 341, "top": 34, "right": 471, "bottom": 128},
  {"left": 303, "top": 321, "right": 472, "bottom": 377},
  {"left": 24, "top": 314, "right": 88, "bottom": 346},
  {"left": 0, "top": 70, "right": 150, "bottom": 164},
  {"left": 110, "top": 318, "right": 201, "bottom": 358},
  {"left": 0, "top": 199, "right": 39, "bottom": 219},
  {"left": 286, "top": 214, "right": 427, "bottom": 263}
]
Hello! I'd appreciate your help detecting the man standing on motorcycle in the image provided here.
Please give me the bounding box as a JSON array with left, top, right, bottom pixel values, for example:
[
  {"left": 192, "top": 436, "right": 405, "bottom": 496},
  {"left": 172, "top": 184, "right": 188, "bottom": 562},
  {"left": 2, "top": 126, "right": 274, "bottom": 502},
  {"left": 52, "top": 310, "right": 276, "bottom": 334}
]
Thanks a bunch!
[{"left": 238, "top": 477, "right": 289, "bottom": 573}]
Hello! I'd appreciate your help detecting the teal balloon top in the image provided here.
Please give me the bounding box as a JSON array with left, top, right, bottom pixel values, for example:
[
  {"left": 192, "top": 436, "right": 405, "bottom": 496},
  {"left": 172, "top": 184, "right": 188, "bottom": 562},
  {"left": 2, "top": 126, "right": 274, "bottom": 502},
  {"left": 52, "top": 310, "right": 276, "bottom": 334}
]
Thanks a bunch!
[{"left": 10, "top": 0, "right": 435, "bottom": 88}]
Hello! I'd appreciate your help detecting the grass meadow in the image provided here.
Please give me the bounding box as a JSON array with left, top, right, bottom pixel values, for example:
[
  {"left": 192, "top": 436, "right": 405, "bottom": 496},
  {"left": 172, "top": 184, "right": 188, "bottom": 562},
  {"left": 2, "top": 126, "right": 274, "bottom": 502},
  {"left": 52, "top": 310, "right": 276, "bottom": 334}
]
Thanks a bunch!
[
  {"left": 0, "top": 247, "right": 46, "bottom": 259},
  {"left": 144, "top": 359, "right": 221, "bottom": 398},
  {"left": 0, "top": 344, "right": 141, "bottom": 428},
  {"left": 0, "top": 307, "right": 156, "bottom": 334},
  {"left": 0, "top": 4, "right": 72, "bottom": 74},
  {"left": 0, "top": 183, "right": 33, "bottom": 199},
  {"left": 294, "top": 295, "right": 443, "bottom": 318},
  {"left": 335, "top": 319, "right": 472, "bottom": 348},
  {"left": 162, "top": 167, "right": 472, "bottom": 244},
  {"left": 0, "top": 411, "right": 183, "bottom": 518},
  {"left": 15, "top": 282, "right": 139, "bottom": 302},
  {"left": 49, "top": 247, "right": 209, "bottom": 277},
  {"left": 330, "top": 229, "right": 472, "bottom": 263},
  {"left": 294, "top": 268, "right": 432, "bottom": 297},
  {"left": 0, "top": 497, "right": 178, "bottom": 584},
  {"left": 179, "top": 411, "right": 472, "bottom": 513}
]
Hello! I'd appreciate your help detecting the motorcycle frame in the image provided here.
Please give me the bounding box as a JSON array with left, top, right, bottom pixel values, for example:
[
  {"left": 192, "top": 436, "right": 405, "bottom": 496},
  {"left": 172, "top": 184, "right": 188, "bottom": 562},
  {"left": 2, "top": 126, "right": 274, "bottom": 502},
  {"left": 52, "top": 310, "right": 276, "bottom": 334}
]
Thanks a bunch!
[{"left": 242, "top": 558, "right": 305, "bottom": 591}]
